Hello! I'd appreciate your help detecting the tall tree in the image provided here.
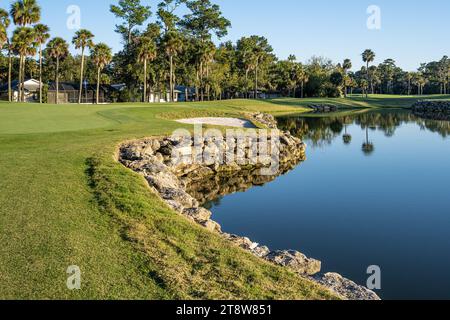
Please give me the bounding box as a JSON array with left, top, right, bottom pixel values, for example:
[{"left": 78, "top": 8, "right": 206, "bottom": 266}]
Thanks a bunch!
[
  {"left": 362, "top": 49, "right": 375, "bottom": 98},
  {"left": 157, "top": 0, "right": 185, "bottom": 32},
  {"left": 91, "top": 43, "right": 113, "bottom": 104},
  {"left": 342, "top": 58, "right": 352, "bottom": 97},
  {"left": 110, "top": 0, "right": 151, "bottom": 46},
  {"left": 180, "top": 0, "right": 230, "bottom": 100},
  {"left": 11, "top": 27, "right": 36, "bottom": 102},
  {"left": 164, "top": 31, "right": 183, "bottom": 101},
  {"left": 158, "top": 0, "right": 185, "bottom": 101},
  {"left": 0, "top": 9, "right": 8, "bottom": 48},
  {"left": 136, "top": 32, "right": 157, "bottom": 102},
  {"left": 0, "top": 9, "right": 12, "bottom": 102},
  {"left": 236, "top": 37, "right": 255, "bottom": 98},
  {"left": 248, "top": 36, "right": 273, "bottom": 99},
  {"left": 46, "top": 37, "right": 69, "bottom": 104},
  {"left": 72, "top": 29, "right": 95, "bottom": 104},
  {"left": 10, "top": 0, "right": 41, "bottom": 102},
  {"left": 33, "top": 23, "right": 49, "bottom": 103}
]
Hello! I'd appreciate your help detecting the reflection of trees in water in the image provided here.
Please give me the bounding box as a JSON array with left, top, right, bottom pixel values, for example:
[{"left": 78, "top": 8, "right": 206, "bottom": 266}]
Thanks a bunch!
[
  {"left": 362, "top": 127, "right": 375, "bottom": 156},
  {"left": 278, "top": 110, "right": 450, "bottom": 148}
]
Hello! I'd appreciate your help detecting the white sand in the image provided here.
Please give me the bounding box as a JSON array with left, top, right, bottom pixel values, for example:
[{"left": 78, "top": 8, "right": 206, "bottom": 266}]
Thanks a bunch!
[{"left": 176, "top": 117, "right": 255, "bottom": 128}]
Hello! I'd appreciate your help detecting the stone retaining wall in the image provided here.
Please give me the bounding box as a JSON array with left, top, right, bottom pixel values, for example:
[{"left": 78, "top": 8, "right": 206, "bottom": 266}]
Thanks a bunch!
[
  {"left": 118, "top": 113, "right": 380, "bottom": 300},
  {"left": 412, "top": 100, "right": 450, "bottom": 121}
]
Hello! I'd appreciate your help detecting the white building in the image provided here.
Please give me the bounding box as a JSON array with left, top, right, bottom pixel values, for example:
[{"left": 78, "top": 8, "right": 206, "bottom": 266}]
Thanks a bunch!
[{"left": 0, "top": 79, "right": 43, "bottom": 102}]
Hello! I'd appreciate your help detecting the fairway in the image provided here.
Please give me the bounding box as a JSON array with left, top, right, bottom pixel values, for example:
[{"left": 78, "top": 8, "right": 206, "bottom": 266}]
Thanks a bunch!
[
  {"left": 0, "top": 98, "right": 343, "bottom": 299},
  {"left": 0, "top": 95, "right": 448, "bottom": 299}
]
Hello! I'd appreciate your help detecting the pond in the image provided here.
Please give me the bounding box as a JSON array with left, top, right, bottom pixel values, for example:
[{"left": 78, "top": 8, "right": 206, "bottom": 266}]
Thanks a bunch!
[{"left": 205, "top": 109, "right": 450, "bottom": 300}]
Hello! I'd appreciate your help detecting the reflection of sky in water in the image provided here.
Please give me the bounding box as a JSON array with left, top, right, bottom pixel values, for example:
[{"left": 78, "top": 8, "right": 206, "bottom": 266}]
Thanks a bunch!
[{"left": 209, "top": 111, "right": 450, "bottom": 300}]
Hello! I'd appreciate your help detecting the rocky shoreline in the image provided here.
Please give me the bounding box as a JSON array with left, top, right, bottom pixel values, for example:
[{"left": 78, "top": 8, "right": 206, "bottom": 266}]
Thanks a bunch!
[
  {"left": 118, "top": 113, "right": 380, "bottom": 301},
  {"left": 412, "top": 100, "right": 450, "bottom": 121},
  {"left": 307, "top": 104, "right": 338, "bottom": 113}
]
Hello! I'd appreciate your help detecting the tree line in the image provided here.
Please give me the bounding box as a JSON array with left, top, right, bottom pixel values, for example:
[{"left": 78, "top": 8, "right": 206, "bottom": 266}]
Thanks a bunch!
[{"left": 1, "top": 0, "right": 450, "bottom": 104}]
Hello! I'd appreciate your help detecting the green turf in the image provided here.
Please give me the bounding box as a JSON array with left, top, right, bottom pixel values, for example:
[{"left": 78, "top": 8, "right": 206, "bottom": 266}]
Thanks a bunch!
[
  {"left": 1, "top": 95, "right": 446, "bottom": 299},
  {"left": 0, "top": 99, "right": 340, "bottom": 300}
]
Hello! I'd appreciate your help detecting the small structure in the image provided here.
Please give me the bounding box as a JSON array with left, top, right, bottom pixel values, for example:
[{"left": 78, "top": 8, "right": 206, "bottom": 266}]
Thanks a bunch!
[
  {"left": 176, "top": 86, "right": 196, "bottom": 102},
  {"left": 47, "top": 82, "right": 119, "bottom": 104},
  {"left": 0, "top": 79, "right": 43, "bottom": 102},
  {"left": 148, "top": 88, "right": 182, "bottom": 103}
]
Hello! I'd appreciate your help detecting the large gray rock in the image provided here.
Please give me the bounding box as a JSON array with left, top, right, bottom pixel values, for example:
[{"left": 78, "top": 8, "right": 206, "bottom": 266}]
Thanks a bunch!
[
  {"left": 313, "top": 273, "right": 381, "bottom": 301},
  {"left": 265, "top": 250, "right": 321, "bottom": 276},
  {"left": 201, "top": 220, "right": 222, "bottom": 233},
  {"left": 183, "top": 207, "right": 212, "bottom": 222},
  {"left": 160, "top": 188, "right": 198, "bottom": 208},
  {"left": 146, "top": 172, "right": 180, "bottom": 191}
]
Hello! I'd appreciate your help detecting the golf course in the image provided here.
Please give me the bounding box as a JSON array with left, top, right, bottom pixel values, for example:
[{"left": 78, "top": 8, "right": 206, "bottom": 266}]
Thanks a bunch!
[{"left": 0, "top": 95, "right": 446, "bottom": 299}]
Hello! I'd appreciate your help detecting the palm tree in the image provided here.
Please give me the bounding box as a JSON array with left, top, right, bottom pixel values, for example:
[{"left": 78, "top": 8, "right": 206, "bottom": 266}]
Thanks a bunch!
[
  {"left": 46, "top": 37, "right": 69, "bottom": 104},
  {"left": 72, "top": 29, "right": 94, "bottom": 104},
  {"left": 342, "top": 59, "right": 352, "bottom": 97},
  {"left": 164, "top": 31, "right": 183, "bottom": 102},
  {"left": 91, "top": 43, "right": 112, "bottom": 104},
  {"left": 362, "top": 49, "right": 375, "bottom": 98},
  {"left": 0, "top": 9, "right": 11, "bottom": 102},
  {"left": 10, "top": 0, "right": 41, "bottom": 102},
  {"left": 34, "top": 24, "right": 50, "bottom": 103},
  {"left": 137, "top": 36, "right": 156, "bottom": 102},
  {"left": 362, "top": 127, "right": 375, "bottom": 155},
  {"left": 0, "top": 9, "right": 8, "bottom": 48},
  {"left": 10, "top": 0, "right": 40, "bottom": 26},
  {"left": 12, "top": 27, "right": 36, "bottom": 102},
  {"left": 198, "top": 41, "right": 216, "bottom": 101}
]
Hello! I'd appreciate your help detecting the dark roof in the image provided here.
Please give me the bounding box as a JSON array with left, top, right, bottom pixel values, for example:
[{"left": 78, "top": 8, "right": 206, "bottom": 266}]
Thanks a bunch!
[
  {"left": 175, "top": 85, "right": 196, "bottom": 94},
  {"left": 48, "top": 82, "right": 119, "bottom": 92}
]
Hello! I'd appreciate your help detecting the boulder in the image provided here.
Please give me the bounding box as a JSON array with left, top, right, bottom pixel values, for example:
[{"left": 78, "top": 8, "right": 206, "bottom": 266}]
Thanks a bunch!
[
  {"left": 313, "top": 273, "right": 381, "bottom": 301},
  {"left": 160, "top": 188, "right": 199, "bottom": 208},
  {"left": 201, "top": 220, "right": 222, "bottom": 233},
  {"left": 265, "top": 250, "right": 321, "bottom": 276},
  {"left": 146, "top": 172, "right": 180, "bottom": 191},
  {"left": 183, "top": 207, "right": 212, "bottom": 222},
  {"left": 252, "top": 246, "right": 270, "bottom": 258},
  {"left": 165, "top": 200, "right": 184, "bottom": 213}
]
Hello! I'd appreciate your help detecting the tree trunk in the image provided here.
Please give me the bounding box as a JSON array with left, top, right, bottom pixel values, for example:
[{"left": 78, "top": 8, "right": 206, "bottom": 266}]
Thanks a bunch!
[
  {"left": 254, "top": 63, "right": 258, "bottom": 99},
  {"left": 143, "top": 59, "right": 147, "bottom": 102},
  {"left": 8, "top": 47, "right": 12, "bottom": 102},
  {"left": 21, "top": 56, "right": 26, "bottom": 102},
  {"left": 366, "top": 62, "right": 369, "bottom": 98},
  {"left": 245, "top": 69, "right": 249, "bottom": 99},
  {"left": 78, "top": 47, "right": 85, "bottom": 104},
  {"left": 169, "top": 55, "right": 173, "bottom": 102},
  {"left": 56, "top": 57, "right": 60, "bottom": 105},
  {"left": 18, "top": 55, "right": 23, "bottom": 102},
  {"left": 96, "top": 67, "right": 101, "bottom": 104},
  {"left": 39, "top": 45, "right": 43, "bottom": 103}
]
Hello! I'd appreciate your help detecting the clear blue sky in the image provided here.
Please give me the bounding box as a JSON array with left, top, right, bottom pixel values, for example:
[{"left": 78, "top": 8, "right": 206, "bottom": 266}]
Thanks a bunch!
[{"left": 3, "top": 0, "right": 450, "bottom": 71}]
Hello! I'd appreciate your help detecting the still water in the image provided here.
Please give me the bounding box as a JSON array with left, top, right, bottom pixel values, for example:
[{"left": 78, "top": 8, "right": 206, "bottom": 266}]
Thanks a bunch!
[{"left": 207, "top": 110, "right": 450, "bottom": 300}]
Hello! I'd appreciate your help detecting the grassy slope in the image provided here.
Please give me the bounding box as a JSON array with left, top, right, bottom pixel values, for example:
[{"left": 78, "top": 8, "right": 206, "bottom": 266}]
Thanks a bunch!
[{"left": 0, "top": 99, "right": 340, "bottom": 300}]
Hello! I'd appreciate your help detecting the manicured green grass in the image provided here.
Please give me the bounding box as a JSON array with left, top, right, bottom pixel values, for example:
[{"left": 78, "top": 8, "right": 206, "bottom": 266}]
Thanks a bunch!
[
  {"left": 0, "top": 99, "right": 339, "bottom": 300},
  {"left": 2, "top": 95, "right": 447, "bottom": 299}
]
